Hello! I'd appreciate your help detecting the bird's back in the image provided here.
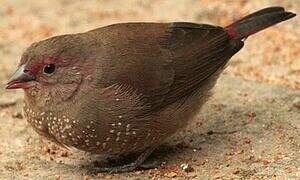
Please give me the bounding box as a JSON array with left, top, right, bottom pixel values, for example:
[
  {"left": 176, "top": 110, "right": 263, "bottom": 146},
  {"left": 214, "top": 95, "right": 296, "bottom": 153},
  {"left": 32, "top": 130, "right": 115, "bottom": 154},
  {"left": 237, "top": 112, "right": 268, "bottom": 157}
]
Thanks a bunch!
[{"left": 84, "top": 22, "right": 243, "bottom": 111}]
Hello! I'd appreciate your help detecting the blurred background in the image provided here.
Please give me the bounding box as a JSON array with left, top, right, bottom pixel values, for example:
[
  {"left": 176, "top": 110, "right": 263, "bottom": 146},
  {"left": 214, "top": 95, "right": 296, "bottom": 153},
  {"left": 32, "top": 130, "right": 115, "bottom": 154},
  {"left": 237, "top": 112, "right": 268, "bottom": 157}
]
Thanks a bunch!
[{"left": 0, "top": 0, "right": 299, "bottom": 179}]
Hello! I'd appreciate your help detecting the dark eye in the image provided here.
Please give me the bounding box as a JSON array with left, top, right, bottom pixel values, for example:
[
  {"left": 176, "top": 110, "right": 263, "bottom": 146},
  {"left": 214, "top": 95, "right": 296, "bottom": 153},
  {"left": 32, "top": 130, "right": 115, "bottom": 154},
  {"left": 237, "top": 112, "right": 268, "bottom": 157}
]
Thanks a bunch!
[{"left": 43, "top": 64, "right": 56, "bottom": 75}]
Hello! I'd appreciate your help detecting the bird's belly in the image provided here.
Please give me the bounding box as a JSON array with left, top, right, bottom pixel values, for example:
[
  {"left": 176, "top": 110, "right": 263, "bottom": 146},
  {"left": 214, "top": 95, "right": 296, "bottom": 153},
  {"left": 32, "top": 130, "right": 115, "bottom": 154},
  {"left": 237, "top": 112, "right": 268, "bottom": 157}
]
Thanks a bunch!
[{"left": 23, "top": 91, "right": 207, "bottom": 156}]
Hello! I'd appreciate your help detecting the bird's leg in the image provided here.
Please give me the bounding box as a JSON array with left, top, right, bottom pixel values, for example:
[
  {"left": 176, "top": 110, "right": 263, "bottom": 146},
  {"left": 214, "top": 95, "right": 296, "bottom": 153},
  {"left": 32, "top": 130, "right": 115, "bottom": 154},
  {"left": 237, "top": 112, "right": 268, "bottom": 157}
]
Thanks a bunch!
[
  {"left": 95, "top": 146, "right": 158, "bottom": 173},
  {"left": 104, "top": 155, "right": 123, "bottom": 164}
]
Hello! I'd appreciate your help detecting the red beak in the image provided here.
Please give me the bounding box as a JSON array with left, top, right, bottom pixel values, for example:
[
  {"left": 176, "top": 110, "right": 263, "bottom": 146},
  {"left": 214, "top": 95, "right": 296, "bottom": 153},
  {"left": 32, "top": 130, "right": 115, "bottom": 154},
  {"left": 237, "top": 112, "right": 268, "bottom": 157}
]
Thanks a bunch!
[{"left": 6, "top": 64, "right": 37, "bottom": 89}]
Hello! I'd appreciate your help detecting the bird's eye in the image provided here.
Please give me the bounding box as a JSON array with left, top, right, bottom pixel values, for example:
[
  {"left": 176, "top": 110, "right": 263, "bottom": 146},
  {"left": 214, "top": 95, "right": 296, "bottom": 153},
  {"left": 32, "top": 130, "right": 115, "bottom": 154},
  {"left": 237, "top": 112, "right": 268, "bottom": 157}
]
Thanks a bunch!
[{"left": 43, "top": 64, "right": 56, "bottom": 75}]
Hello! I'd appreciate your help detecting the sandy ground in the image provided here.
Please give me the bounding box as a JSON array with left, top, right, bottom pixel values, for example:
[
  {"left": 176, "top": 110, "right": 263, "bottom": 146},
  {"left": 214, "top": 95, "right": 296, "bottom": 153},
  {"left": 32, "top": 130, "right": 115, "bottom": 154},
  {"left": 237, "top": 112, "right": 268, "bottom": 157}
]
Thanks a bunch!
[{"left": 0, "top": 0, "right": 299, "bottom": 179}]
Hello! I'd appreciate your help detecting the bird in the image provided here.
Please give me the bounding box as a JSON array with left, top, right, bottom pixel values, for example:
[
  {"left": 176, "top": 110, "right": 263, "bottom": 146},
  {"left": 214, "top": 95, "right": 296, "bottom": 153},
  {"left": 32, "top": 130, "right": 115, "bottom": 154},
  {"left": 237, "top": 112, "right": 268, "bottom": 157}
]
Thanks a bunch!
[{"left": 6, "top": 6, "right": 296, "bottom": 172}]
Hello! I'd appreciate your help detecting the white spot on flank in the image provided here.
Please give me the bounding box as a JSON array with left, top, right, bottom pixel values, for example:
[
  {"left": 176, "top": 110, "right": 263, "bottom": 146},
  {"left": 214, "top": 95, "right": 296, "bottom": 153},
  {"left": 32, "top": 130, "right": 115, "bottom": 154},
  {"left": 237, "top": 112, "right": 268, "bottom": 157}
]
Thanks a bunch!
[
  {"left": 85, "top": 75, "right": 93, "bottom": 81},
  {"left": 118, "top": 115, "right": 122, "bottom": 119},
  {"left": 109, "top": 129, "right": 114, "bottom": 133},
  {"left": 118, "top": 122, "right": 122, "bottom": 126},
  {"left": 133, "top": 141, "right": 138, "bottom": 147}
]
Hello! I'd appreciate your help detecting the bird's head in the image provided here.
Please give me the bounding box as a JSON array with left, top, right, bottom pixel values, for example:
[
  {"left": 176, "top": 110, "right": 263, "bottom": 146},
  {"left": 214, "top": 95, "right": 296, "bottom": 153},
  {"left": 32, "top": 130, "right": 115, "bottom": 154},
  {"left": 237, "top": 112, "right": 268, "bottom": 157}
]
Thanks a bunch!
[{"left": 6, "top": 34, "right": 96, "bottom": 109}]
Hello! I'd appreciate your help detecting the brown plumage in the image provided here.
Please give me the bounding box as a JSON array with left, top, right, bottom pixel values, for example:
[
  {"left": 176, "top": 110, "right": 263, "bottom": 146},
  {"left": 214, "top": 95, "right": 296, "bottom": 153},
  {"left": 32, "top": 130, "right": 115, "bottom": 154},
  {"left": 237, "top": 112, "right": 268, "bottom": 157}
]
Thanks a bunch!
[{"left": 6, "top": 7, "right": 295, "bottom": 172}]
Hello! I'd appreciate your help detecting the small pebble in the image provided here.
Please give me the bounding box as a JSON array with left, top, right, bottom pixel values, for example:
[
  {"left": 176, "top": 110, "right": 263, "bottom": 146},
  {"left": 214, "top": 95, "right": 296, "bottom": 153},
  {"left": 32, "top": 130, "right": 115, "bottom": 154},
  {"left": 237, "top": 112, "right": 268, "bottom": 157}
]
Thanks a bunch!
[
  {"left": 207, "top": 130, "right": 214, "bottom": 135},
  {"left": 54, "top": 175, "right": 60, "bottom": 180},
  {"left": 60, "top": 151, "right": 69, "bottom": 157},
  {"left": 164, "top": 172, "right": 177, "bottom": 178},
  {"left": 292, "top": 97, "right": 300, "bottom": 109},
  {"left": 180, "top": 163, "right": 194, "bottom": 173},
  {"left": 231, "top": 168, "right": 240, "bottom": 174}
]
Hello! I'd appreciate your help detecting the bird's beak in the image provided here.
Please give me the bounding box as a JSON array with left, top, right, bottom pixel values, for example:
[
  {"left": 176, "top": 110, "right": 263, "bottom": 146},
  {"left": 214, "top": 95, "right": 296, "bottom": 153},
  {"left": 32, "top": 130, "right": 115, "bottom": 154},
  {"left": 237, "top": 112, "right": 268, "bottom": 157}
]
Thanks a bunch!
[{"left": 6, "top": 64, "right": 37, "bottom": 89}]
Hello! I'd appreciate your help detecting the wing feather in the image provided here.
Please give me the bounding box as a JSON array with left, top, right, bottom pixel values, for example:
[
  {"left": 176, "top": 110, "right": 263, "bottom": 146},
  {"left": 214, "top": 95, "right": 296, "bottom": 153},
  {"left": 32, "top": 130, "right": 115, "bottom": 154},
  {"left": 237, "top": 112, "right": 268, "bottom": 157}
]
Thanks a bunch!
[{"left": 93, "top": 22, "right": 243, "bottom": 111}]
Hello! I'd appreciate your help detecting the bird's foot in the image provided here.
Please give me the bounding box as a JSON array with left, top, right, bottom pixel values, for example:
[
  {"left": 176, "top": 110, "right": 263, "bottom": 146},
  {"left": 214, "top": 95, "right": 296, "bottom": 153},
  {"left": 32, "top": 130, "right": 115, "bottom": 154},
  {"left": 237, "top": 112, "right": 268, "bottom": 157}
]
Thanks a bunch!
[
  {"left": 94, "top": 146, "right": 158, "bottom": 173},
  {"left": 96, "top": 159, "right": 161, "bottom": 173}
]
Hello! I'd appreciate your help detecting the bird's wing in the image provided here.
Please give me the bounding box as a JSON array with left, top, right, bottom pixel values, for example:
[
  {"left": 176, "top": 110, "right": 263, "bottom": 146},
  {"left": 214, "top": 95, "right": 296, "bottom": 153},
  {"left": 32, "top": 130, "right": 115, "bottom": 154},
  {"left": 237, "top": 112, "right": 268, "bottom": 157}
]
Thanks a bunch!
[
  {"left": 160, "top": 22, "right": 243, "bottom": 105},
  {"left": 91, "top": 23, "right": 174, "bottom": 109},
  {"left": 94, "top": 22, "right": 243, "bottom": 110},
  {"left": 99, "top": 83, "right": 151, "bottom": 118}
]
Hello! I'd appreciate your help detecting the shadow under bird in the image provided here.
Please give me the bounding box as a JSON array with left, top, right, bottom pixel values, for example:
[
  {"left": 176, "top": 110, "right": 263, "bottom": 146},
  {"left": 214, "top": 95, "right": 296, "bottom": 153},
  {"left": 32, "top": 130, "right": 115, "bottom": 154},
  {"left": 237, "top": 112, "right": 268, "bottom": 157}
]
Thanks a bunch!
[{"left": 6, "top": 7, "right": 296, "bottom": 172}]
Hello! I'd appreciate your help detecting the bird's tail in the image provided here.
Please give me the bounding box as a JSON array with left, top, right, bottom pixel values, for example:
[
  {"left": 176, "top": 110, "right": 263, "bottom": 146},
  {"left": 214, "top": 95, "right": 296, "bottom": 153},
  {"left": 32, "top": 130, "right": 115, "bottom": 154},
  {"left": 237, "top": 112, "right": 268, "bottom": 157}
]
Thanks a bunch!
[{"left": 225, "top": 6, "right": 296, "bottom": 40}]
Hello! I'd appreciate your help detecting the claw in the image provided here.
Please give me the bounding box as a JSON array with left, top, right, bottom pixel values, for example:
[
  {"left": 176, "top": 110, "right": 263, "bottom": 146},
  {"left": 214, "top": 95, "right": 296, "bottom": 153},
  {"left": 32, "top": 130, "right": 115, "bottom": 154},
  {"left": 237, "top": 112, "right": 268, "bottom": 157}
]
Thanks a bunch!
[{"left": 93, "top": 146, "right": 158, "bottom": 173}]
